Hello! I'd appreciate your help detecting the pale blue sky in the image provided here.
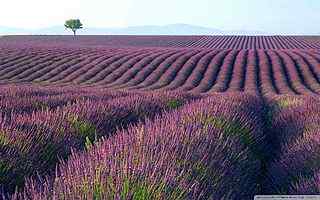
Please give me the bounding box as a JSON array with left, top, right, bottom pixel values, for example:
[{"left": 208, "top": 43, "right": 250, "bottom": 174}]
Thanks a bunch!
[{"left": 0, "top": 0, "right": 319, "bottom": 34}]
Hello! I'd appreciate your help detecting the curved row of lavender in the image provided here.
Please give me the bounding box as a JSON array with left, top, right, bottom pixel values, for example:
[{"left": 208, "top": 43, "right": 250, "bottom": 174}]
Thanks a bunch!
[
  {"left": 11, "top": 92, "right": 320, "bottom": 199},
  {"left": 0, "top": 84, "right": 200, "bottom": 197},
  {"left": 0, "top": 84, "right": 319, "bottom": 199},
  {"left": 0, "top": 46, "right": 319, "bottom": 95},
  {"left": 264, "top": 95, "right": 320, "bottom": 194},
  {"left": 11, "top": 92, "right": 267, "bottom": 199}
]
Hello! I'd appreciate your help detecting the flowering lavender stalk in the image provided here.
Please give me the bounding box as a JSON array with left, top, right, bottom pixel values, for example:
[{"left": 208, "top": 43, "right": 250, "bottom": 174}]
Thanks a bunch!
[{"left": 14, "top": 93, "right": 265, "bottom": 199}]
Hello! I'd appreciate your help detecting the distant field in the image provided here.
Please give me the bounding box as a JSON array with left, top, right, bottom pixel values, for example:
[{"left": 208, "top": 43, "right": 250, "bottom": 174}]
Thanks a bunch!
[
  {"left": 1, "top": 35, "right": 320, "bottom": 49},
  {"left": 0, "top": 36, "right": 319, "bottom": 96},
  {"left": 0, "top": 35, "right": 320, "bottom": 199}
]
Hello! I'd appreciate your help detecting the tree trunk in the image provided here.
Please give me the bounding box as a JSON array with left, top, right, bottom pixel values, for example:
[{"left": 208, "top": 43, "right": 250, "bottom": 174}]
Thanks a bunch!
[{"left": 73, "top": 30, "right": 76, "bottom": 36}]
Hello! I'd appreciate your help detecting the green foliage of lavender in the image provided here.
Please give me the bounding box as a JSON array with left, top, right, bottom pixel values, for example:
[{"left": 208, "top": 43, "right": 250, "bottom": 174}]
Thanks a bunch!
[
  {"left": 0, "top": 84, "right": 198, "bottom": 197},
  {"left": 15, "top": 93, "right": 267, "bottom": 199}
]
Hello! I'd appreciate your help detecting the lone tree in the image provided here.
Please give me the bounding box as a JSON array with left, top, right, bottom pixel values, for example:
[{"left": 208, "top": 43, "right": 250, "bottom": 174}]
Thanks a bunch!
[{"left": 64, "top": 19, "right": 83, "bottom": 36}]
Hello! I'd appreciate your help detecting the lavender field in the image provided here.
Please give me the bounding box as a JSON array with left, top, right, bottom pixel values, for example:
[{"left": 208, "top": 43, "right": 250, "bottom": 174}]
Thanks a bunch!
[{"left": 0, "top": 36, "right": 320, "bottom": 199}]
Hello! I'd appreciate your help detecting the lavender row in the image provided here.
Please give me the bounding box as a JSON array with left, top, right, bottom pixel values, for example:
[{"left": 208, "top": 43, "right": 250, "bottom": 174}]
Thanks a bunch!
[
  {"left": 14, "top": 93, "right": 267, "bottom": 199},
  {"left": 264, "top": 95, "right": 320, "bottom": 194},
  {"left": 0, "top": 84, "right": 130, "bottom": 117},
  {"left": 0, "top": 86, "right": 199, "bottom": 195}
]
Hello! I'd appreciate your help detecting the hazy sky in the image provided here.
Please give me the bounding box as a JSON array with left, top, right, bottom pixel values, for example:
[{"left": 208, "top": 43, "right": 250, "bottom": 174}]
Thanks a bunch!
[{"left": 0, "top": 0, "right": 319, "bottom": 34}]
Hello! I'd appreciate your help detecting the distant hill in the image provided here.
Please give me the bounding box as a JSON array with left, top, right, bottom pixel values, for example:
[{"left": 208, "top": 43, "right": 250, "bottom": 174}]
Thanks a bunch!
[
  {"left": 0, "top": 24, "right": 268, "bottom": 35},
  {"left": 21, "top": 24, "right": 226, "bottom": 35}
]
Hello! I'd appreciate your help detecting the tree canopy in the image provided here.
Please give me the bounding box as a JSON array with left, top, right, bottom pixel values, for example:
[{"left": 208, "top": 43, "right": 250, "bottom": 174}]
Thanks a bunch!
[{"left": 64, "top": 19, "right": 83, "bottom": 36}]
